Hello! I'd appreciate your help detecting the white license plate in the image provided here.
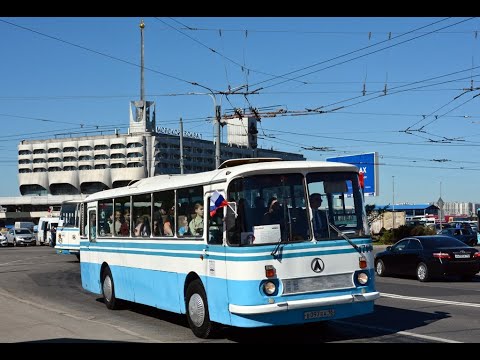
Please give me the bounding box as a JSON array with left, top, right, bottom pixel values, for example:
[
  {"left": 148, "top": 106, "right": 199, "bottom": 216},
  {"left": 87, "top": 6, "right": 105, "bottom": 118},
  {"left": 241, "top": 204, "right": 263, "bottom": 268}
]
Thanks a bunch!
[
  {"left": 304, "top": 309, "right": 335, "bottom": 320},
  {"left": 455, "top": 254, "right": 470, "bottom": 258}
]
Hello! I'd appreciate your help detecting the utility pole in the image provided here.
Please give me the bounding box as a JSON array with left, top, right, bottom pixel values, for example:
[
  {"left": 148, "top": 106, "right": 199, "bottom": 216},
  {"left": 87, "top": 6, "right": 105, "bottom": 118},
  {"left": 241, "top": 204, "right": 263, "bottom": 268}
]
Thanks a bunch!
[
  {"left": 392, "top": 176, "right": 395, "bottom": 230},
  {"left": 438, "top": 181, "right": 444, "bottom": 231},
  {"left": 179, "top": 118, "right": 184, "bottom": 174},
  {"left": 215, "top": 105, "right": 221, "bottom": 168},
  {"left": 140, "top": 19, "right": 145, "bottom": 102}
]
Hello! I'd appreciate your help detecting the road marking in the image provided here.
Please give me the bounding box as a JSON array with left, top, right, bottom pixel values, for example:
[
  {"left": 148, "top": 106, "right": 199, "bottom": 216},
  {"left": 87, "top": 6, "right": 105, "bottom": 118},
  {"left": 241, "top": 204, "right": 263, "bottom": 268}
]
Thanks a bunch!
[
  {"left": 335, "top": 320, "right": 461, "bottom": 343},
  {"left": 381, "top": 292, "right": 480, "bottom": 308},
  {"left": 0, "top": 255, "right": 57, "bottom": 266},
  {"left": 0, "top": 289, "right": 158, "bottom": 342}
]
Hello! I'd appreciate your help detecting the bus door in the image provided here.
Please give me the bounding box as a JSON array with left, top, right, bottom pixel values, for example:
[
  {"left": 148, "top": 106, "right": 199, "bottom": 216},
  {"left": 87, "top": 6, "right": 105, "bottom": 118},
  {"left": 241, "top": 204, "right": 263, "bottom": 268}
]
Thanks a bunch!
[
  {"left": 203, "top": 194, "right": 227, "bottom": 310},
  {"left": 81, "top": 207, "right": 98, "bottom": 291}
]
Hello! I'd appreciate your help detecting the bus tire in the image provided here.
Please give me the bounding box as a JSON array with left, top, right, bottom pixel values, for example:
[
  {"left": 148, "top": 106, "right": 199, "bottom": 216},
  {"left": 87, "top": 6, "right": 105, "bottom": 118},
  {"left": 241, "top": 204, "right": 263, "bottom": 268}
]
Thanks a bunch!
[
  {"left": 101, "top": 267, "right": 118, "bottom": 310},
  {"left": 185, "top": 279, "right": 215, "bottom": 339}
]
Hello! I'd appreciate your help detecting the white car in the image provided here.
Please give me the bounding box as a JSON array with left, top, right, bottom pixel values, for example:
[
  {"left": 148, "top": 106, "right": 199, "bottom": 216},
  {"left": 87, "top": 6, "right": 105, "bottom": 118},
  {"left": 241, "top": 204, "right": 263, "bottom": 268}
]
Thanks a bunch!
[
  {"left": 6, "top": 228, "right": 36, "bottom": 247},
  {"left": 0, "top": 232, "right": 7, "bottom": 247}
]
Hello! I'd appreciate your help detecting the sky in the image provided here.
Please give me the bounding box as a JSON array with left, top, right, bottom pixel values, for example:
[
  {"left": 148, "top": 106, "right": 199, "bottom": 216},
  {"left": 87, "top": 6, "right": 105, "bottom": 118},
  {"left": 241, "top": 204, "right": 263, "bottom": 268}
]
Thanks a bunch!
[{"left": 0, "top": 17, "right": 479, "bottom": 206}]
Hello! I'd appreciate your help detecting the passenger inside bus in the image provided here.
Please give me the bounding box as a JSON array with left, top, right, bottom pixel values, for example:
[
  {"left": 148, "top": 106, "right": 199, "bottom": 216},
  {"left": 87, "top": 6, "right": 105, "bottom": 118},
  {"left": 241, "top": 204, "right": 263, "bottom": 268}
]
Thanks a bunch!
[
  {"left": 310, "top": 193, "right": 328, "bottom": 238},
  {"left": 189, "top": 203, "right": 204, "bottom": 236},
  {"left": 263, "top": 198, "right": 283, "bottom": 225}
]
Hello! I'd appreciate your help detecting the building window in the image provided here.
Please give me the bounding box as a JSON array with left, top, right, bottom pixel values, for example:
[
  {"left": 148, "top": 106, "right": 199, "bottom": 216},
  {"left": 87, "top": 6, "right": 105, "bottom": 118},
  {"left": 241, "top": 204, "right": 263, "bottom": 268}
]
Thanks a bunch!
[
  {"left": 111, "top": 163, "right": 126, "bottom": 169},
  {"left": 94, "top": 154, "right": 109, "bottom": 160},
  {"left": 94, "top": 144, "right": 109, "bottom": 151},
  {"left": 78, "top": 146, "right": 93, "bottom": 152},
  {"left": 110, "top": 153, "right": 126, "bottom": 159},
  {"left": 110, "top": 143, "right": 126, "bottom": 149},
  {"left": 127, "top": 162, "right": 143, "bottom": 168},
  {"left": 127, "top": 152, "right": 143, "bottom": 158}
]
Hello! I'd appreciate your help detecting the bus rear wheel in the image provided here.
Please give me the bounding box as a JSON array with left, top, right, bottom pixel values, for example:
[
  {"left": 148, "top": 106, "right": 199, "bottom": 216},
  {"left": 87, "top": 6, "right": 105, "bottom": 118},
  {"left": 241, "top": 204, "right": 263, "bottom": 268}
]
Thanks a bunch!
[
  {"left": 185, "top": 279, "right": 215, "bottom": 339},
  {"left": 101, "top": 267, "right": 119, "bottom": 310}
]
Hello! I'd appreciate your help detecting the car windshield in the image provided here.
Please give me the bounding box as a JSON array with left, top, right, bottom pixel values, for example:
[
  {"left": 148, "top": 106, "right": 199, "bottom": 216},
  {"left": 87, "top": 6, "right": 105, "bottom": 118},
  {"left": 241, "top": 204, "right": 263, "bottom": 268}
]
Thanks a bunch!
[
  {"left": 421, "top": 236, "right": 470, "bottom": 249},
  {"left": 16, "top": 229, "right": 31, "bottom": 235}
]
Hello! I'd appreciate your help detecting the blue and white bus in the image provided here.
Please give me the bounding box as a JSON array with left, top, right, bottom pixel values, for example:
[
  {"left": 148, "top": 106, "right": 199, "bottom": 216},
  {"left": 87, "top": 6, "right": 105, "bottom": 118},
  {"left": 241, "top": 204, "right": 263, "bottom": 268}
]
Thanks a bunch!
[
  {"left": 56, "top": 200, "right": 82, "bottom": 260},
  {"left": 79, "top": 158, "right": 379, "bottom": 338}
]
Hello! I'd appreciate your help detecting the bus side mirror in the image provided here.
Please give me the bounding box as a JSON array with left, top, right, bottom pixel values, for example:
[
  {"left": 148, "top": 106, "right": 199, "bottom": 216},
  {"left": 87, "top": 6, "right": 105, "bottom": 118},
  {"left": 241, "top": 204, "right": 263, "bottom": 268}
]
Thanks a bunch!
[{"left": 225, "top": 202, "right": 237, "bottom": 231}]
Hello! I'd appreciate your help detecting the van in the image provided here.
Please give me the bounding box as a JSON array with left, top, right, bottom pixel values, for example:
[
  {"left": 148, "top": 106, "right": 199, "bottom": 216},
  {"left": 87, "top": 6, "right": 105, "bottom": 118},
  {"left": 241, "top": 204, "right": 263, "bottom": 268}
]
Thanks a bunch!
[
  {"left": 37, "top": 217, "right": 59, "bottom": 246},
  {"left": 14, "top": 221, "right": 35, "bottom": 232}
]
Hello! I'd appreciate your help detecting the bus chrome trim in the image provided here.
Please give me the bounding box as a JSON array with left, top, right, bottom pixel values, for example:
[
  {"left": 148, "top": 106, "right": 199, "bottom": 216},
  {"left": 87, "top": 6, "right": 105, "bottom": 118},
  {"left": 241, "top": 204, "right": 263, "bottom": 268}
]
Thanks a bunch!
[
  {"left": 229, "top": 291, "right": 380, "bottom": 315},
  {"left": 282, "top": 273, "right": 354, "bottom": 295}
]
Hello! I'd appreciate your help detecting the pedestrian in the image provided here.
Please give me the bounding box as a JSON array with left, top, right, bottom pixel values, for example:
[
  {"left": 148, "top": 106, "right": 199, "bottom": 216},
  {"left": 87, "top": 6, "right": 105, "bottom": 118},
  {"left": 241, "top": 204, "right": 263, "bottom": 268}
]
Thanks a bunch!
[{"left": 50, "top": 225, "right": 57, "bottom": 247}]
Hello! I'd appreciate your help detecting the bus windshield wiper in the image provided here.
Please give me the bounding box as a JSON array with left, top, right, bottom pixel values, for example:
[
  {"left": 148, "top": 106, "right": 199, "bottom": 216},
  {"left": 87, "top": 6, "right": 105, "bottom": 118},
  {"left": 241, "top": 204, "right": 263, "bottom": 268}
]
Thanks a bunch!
[
  {"left": 328, "top": 223, "right": 362, "bottom": 255},
  {"left": 271, "top": 240, "right": 286, "bottom": 257}
]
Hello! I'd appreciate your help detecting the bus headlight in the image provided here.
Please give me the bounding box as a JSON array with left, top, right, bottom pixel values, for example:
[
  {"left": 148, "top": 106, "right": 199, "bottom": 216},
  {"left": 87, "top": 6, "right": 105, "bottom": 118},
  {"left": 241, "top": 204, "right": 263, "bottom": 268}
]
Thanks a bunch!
[
  {"left": 263, "top": 281, "right": 276, "bottom": 295},
  {"left": 357, "top": 272, "right": 369, "bottom": 285}
]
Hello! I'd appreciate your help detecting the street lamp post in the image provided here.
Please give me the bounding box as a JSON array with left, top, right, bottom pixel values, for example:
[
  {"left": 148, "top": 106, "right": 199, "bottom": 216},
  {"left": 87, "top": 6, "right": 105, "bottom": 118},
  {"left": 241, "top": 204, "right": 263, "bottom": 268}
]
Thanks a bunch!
[
  {"left": 215, "top": 104, "right": 221, "bottom": 168},
  {"left": 193, "top": 92, "right": 222, "bottom": 169}
]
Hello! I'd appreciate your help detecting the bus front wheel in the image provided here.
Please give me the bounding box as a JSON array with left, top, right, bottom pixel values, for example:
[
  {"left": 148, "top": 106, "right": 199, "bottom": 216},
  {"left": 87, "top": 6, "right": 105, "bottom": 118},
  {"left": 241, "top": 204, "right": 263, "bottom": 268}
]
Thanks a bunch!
[
  {"left": 101, "top": 267, "right": 118, "bottom": 310},
  {"left": 185, "top": 279, "right": 215, "bottom": 339}
]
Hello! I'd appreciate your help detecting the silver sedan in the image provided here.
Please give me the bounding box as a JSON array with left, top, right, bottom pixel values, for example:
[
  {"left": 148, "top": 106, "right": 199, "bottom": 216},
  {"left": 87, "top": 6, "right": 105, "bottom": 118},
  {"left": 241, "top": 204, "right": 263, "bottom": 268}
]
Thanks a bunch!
[{"left": 5, "top": 228, "right": 36, "bottom": 247}]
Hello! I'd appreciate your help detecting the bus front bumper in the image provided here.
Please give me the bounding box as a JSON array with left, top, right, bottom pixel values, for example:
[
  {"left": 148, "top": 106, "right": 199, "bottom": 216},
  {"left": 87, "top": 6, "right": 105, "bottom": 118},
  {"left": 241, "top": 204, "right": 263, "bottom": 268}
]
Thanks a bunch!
[{"left": 229, "top": 291, "right": 380, "bottom": 315}]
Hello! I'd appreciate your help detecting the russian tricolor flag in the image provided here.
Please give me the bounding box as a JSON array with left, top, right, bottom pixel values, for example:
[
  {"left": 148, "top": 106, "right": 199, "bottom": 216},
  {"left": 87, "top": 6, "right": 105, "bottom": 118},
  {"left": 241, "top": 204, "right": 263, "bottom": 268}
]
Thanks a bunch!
[{"left": 210, "top": 191, "right": 228, "bottom": 217}]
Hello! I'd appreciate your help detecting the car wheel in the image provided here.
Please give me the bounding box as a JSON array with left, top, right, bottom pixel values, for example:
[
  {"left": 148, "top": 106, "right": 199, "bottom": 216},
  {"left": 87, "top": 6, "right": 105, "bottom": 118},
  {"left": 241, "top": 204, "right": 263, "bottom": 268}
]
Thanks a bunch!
[
  {"left": 101, "top": 267, "right": 119, "bottom": 310},
  {"left": 375, "top": 259, "right": 387, "bottom": 277},
  {"left": 416, "top": 262, "right": 430, "bottom": 282},
  {"left": 185, "top": 279, "right": 216, "bottom": 339}
]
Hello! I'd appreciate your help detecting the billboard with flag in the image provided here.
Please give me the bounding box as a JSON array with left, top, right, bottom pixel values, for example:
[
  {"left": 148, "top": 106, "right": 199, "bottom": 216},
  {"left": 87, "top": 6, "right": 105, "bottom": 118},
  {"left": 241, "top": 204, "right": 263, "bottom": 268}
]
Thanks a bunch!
[{"left": 326, "top": 152, "right": 379, "bottom": 196}]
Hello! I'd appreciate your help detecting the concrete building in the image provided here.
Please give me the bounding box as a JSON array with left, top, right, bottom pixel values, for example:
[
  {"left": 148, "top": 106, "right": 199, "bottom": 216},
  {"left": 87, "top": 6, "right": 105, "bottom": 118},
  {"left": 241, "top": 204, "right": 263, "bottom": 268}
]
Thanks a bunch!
[
  {"left": 0, "top": 20, "right": 304, "bottom": 227},
  {"left": 1, "top": 102, "right": 304, "bottom": 227}
]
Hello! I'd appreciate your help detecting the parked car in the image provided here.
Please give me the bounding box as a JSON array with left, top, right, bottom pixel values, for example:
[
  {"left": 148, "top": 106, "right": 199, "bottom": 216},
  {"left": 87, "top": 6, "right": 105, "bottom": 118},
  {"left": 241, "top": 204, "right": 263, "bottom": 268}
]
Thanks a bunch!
[
  {"left": 5, "top": 228, "right": 36, "bottom": 247},
  {"left": 375, "top": 235, "right": 480, "bottom": 282},
  {"left": 438, "top": 227, "right": 477, "bottom": 246},
  {"left": 0, "top": 232, "right": 7, "bottom": 247}
]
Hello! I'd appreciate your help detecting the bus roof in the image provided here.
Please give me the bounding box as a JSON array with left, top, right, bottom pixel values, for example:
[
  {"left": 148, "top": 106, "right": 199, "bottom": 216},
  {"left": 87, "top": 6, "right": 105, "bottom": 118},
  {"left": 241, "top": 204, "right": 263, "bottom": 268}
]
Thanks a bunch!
[{"left": 83, "top": 159, "right": 359, "bottom": 202}]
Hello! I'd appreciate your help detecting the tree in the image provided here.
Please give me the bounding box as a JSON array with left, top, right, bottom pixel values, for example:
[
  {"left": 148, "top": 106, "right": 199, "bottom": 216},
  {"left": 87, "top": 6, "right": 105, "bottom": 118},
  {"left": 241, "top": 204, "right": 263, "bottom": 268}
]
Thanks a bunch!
[{"left": 365, "top": 204, "right": 389, "bottom": 226}]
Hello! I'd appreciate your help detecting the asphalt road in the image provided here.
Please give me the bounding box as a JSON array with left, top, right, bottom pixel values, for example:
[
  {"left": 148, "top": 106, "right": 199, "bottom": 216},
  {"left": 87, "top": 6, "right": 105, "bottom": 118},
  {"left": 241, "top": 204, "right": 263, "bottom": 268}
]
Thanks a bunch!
[{"left": 0, "top": 245, "right": 479, "bottom": 343}]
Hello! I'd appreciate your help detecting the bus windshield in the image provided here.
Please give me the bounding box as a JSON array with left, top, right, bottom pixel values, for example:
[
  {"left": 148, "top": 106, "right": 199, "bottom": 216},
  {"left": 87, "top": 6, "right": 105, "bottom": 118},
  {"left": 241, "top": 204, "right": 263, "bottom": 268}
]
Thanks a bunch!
[
  {"left": 59, "top": 203, "right": 79, "bottom": 227},
  {"left": 226, "top": 171, "right": 365, "bottom": 245}
]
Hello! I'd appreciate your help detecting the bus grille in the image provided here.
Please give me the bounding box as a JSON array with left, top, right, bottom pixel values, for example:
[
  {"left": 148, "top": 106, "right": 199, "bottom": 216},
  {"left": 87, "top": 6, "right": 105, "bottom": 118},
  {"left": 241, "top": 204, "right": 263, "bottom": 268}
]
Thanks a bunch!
[{"left": 282, "top": 273, "right": 354, "bottom": 295}]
